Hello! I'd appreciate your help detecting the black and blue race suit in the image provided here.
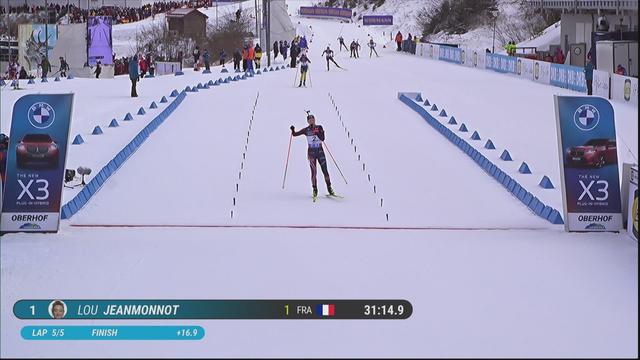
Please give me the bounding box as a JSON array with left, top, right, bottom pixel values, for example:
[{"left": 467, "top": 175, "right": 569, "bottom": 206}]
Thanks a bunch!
[{"left": 292, "top": 125, "right": 331, "bottom": 189}]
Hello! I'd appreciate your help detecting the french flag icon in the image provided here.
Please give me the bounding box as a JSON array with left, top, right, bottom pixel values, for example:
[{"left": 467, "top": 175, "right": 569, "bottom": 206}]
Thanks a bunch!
[{"left": 316, "top": 304, "right": 335, "bottom": 317}]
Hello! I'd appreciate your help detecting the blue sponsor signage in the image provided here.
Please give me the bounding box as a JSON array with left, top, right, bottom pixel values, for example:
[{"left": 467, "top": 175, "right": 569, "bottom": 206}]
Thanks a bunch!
[
  {"left": 486, "top": 53, "right": 517, "bottom": 74},
  {"left": 554, "top": 95, "right": 622, "bottom": 231},
  {"left": 299, "top": 6, "right": 352, "bottom": 20},
  {"left": 550, "top": 63, "right": 587, "bottom": 93},
  {"left": 1, "top": 94, "right": 74, "bottom": 233},
  {"left": 438, "top": 46, "right": 462, "bottom": 64},
  {"left": 362, "top": 15, "right": 393, "bottom": 25}
]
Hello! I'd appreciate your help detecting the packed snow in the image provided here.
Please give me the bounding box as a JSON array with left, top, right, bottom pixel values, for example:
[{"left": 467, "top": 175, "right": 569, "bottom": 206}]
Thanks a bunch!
[{"left": 0, "top": 2, "right": 637, "bottom": 358}]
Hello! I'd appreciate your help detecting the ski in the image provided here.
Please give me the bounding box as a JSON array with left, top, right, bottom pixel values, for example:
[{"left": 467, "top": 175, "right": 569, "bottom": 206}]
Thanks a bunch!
[{"left": 326, "top": 193, "right": 344, "bottom": 199}]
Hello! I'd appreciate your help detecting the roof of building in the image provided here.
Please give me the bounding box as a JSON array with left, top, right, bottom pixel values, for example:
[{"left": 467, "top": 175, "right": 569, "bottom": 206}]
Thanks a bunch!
[{"left": 166, "top": 8, "right": 209, "bottom": 19}]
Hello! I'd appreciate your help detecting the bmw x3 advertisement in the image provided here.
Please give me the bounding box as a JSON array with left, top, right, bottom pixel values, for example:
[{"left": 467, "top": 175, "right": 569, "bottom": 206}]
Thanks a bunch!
[
  {"left": 554, "top": 95, "right": 623, "bottom": 232},
  {"left": 1, "top": 94, "right": 74, "bottom": 233}
]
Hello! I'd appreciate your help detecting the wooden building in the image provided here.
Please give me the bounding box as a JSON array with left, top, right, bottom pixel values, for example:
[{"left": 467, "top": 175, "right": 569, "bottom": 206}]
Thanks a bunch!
[{"left": 166, "top": 8, "right": 208, "bottom": 39}]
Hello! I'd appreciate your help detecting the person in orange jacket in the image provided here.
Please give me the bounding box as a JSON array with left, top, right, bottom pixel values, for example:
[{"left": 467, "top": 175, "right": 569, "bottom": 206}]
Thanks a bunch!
[
  {"left": 395, "top": 31, "right": 403, "bottom": 51},
  {"left": 242, "top": 45, "right": 248, "bottom": 72},
  {"left": 247, "top": 43, "right": 255, "bottom": 72}
]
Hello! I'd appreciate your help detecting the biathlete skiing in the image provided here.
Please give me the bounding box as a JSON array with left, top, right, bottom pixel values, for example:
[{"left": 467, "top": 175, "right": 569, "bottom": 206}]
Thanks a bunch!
[
  {"left": 321, "top": 46, "right": 342, "bottom": 71},
  {"left": 290, "top": 113, "right": 337, "bottom": 200}
]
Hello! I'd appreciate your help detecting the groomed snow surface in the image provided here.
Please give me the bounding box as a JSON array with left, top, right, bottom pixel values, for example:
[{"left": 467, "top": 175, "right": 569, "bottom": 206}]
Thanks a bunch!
[{"left": 1, "top": 12, "right": 638, "bottom": 358}]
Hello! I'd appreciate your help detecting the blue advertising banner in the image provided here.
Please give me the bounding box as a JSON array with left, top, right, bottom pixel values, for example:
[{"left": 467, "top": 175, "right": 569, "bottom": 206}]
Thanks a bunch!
[
  {"left": 362, "top": 15, "right": 393, "bottom": 25},
  {"left": 551, "top": 64, "right": 587, "bottom": 93},
  {"left": 554, "top": 95, "right": 622, "bottom": 231},
  {"left": 299, "top": 6, "right": 352, "bottom": 20},
  {"left": 1, "top": 94, "right": 74, "bottom": 233},
  {"left": 486, "top": 53, "right": 517, "bottom": 74},
  {"left": 438, "top": 46, "right": 462, "bottom": 64}
]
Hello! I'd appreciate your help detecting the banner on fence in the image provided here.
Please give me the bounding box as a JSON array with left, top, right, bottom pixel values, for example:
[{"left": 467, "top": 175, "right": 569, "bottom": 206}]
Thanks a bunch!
[
  {"left": 299, "top": 6, "right": 352, "bottom": 20},
  {"left": 438, "top": 46, "right": 461, "bottom": 64},
  {"left": 593, "top": 70, "right": 610, "bottom": 98},
  {"left": 550, "top": 64, "right": 587, "bottom": 93},
  {"left": 486, "top": 53, "right": 517, "bottom": 74},
  {"left": 532, "top": 60, "right": 551, "bottom": 84},
  {"left": 362, "top": 15, "right": 392, "bottom": 25},
  {"left": 611, "top": 74, "right": 639, "bottom": 104}
]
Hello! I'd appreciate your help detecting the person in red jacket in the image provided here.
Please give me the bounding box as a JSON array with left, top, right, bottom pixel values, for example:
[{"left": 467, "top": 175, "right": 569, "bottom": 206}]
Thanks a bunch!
[
  {"left": 139, "top": 56, "right": 148, "bottom": 78},
  {"left": 395, "top": 31, "right": 403, "bottom": 52}
]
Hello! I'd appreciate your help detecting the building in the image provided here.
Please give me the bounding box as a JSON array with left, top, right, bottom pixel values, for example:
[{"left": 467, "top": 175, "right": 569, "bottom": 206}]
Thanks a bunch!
[
  {"left": 166, "top": 8, "right": 208, "bottom": 39},
  {"left": 5, "top": 0, "right": 177, "bottom": 8},
  {"left": 527, "top": 0, "right": 638, "bottom": 75}
]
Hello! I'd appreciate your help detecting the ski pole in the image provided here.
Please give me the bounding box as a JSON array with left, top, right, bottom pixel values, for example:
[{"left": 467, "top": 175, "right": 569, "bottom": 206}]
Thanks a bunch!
[
  {"left": 308, "top": 68, "right": 313, "bottom": 87},
  {"left": 282, "top": 133, "right": 294, "bottom": 189},
  {"left": 293, "top": 65, "right": 299, "bottom": 87},
  {"left": 322, "top": 141, "right": 348, "bottom": 185}
]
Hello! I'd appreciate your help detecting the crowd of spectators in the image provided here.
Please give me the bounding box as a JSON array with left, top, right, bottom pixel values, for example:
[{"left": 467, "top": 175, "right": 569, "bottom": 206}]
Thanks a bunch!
[{"left": 0, "top": 0, "right": 211, "bottom": 25}]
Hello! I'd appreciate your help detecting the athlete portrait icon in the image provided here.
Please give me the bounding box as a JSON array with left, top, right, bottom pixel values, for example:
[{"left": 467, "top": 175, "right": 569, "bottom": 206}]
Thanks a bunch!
[
  {"left": 49, "top": 300, "right": 67, "bottom": 319},
  {"left": 87, "top": 16, "right": 113, "bottom": 65},
  {"left": 624, "top": 79, "right": 632, "bottom": 102}
]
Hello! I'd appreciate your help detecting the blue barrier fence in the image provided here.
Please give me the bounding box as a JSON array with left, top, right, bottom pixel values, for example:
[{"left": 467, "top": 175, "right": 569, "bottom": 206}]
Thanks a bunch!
[
  {"left": 397, "top": 92, "right": 564, "bottom": 225},
  {"left": 486, "top": 53, "right": 518, "bottom": 74},
  {"left": 439, "top": 46, "right": 462, "bottom": 64},
  {"left": 60, "top": 91, "right": 188, "bottom": 220},
  {"left": 550, "top": 63, "right": 587, "bottom": 92}
]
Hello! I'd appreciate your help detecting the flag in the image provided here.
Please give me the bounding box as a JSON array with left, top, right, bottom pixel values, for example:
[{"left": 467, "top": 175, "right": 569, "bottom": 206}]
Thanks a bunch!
[{"left": 316, "top": 304, "right": 335, "bottom": 317}]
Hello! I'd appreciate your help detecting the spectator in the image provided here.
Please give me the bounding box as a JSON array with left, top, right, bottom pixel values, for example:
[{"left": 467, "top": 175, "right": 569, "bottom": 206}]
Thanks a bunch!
[
  {"left": 584, "top": 56, "right": 594, "bottom": 95},
  {"left": 395, "top": 31, "right": 403, "bottom": 51},
  {"left": 616, "top": 64, "right": 627, "bottom": 76},
  {"left": 233, "top": 48, "right": 242, "bottom": 72},
  {"left": 219, "top": 48, "right": 227, "bottom": 66},
  {"left": 192, "top": 46, "right": 200, "bottom": 71},
  {"left": 255, "top": 44, "right": 262, "bottom": 69},
  {"left": 242, "top": 45, "right": 248, "bottom": 72},
  {"left": 554, "top": 47, "right": 564, "bottom": 64},
  {"left": 41, "top": 57, "right": 51, "bottom": 78},
  {"left": 129, "top": 55, "right": 139, "bottom": 97},
  {"left": 203, "top": 49, "right": 210, "bottom": 71},
  {"left": 139, "top": 56, "right": 147, "bottom": 78}
]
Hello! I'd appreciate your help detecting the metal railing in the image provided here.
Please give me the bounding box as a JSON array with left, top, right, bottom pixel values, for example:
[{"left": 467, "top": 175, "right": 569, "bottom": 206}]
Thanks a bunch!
[{"left": 527, "top": 0, "right": 638, "bottom": 11}]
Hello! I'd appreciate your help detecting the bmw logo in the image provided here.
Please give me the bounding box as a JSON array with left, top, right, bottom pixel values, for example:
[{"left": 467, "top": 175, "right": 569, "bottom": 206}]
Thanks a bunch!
[
  {"left": 573, "top": 104, "right": 600, "bottom": 131},
  {"left": 28, "top": 102, "right": 55, "bottom": 129}
]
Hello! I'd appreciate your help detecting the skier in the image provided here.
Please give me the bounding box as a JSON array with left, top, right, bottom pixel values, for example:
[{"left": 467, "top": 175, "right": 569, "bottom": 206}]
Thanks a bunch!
[
  {"left": 297, "top": 52, "right": 311, "bottom": 87},
  {"left": 299, "top": 35, "right": 308, "bottom": 52},
  {"left": 233, "top": 48, "right": 242, "bottom": 72},
  {"left": 254, "top": 44, "right": 262, "bottom": 68},
  {"left": 192, "top": 46, "right": 201, "bottom": 70},
  {"left": 368, "top": 39, "right": 379, "bottom": 57},
  {"left": 290, "top": 113, "right": 335, "bottom": 199},
  {"left": 273, "top": 40, "right": 279, "bottom": 59},
  {"left": 338, "top": 36, "right": 348, "bottom": 51},
  {"left": 321, "top": 46, "right": 340, "bottom": 71},
  {"left": 94, "top": 61, "right": 102, "bottom": 78},
  {"left": 59, "top": 56, "right": 69, "bottom": 77},
  {"left": 355, "top": 40, "right": 361, "bottom": 58},
  {"left": 349, "top": 40, "right": 356, "bottom": 58}
]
